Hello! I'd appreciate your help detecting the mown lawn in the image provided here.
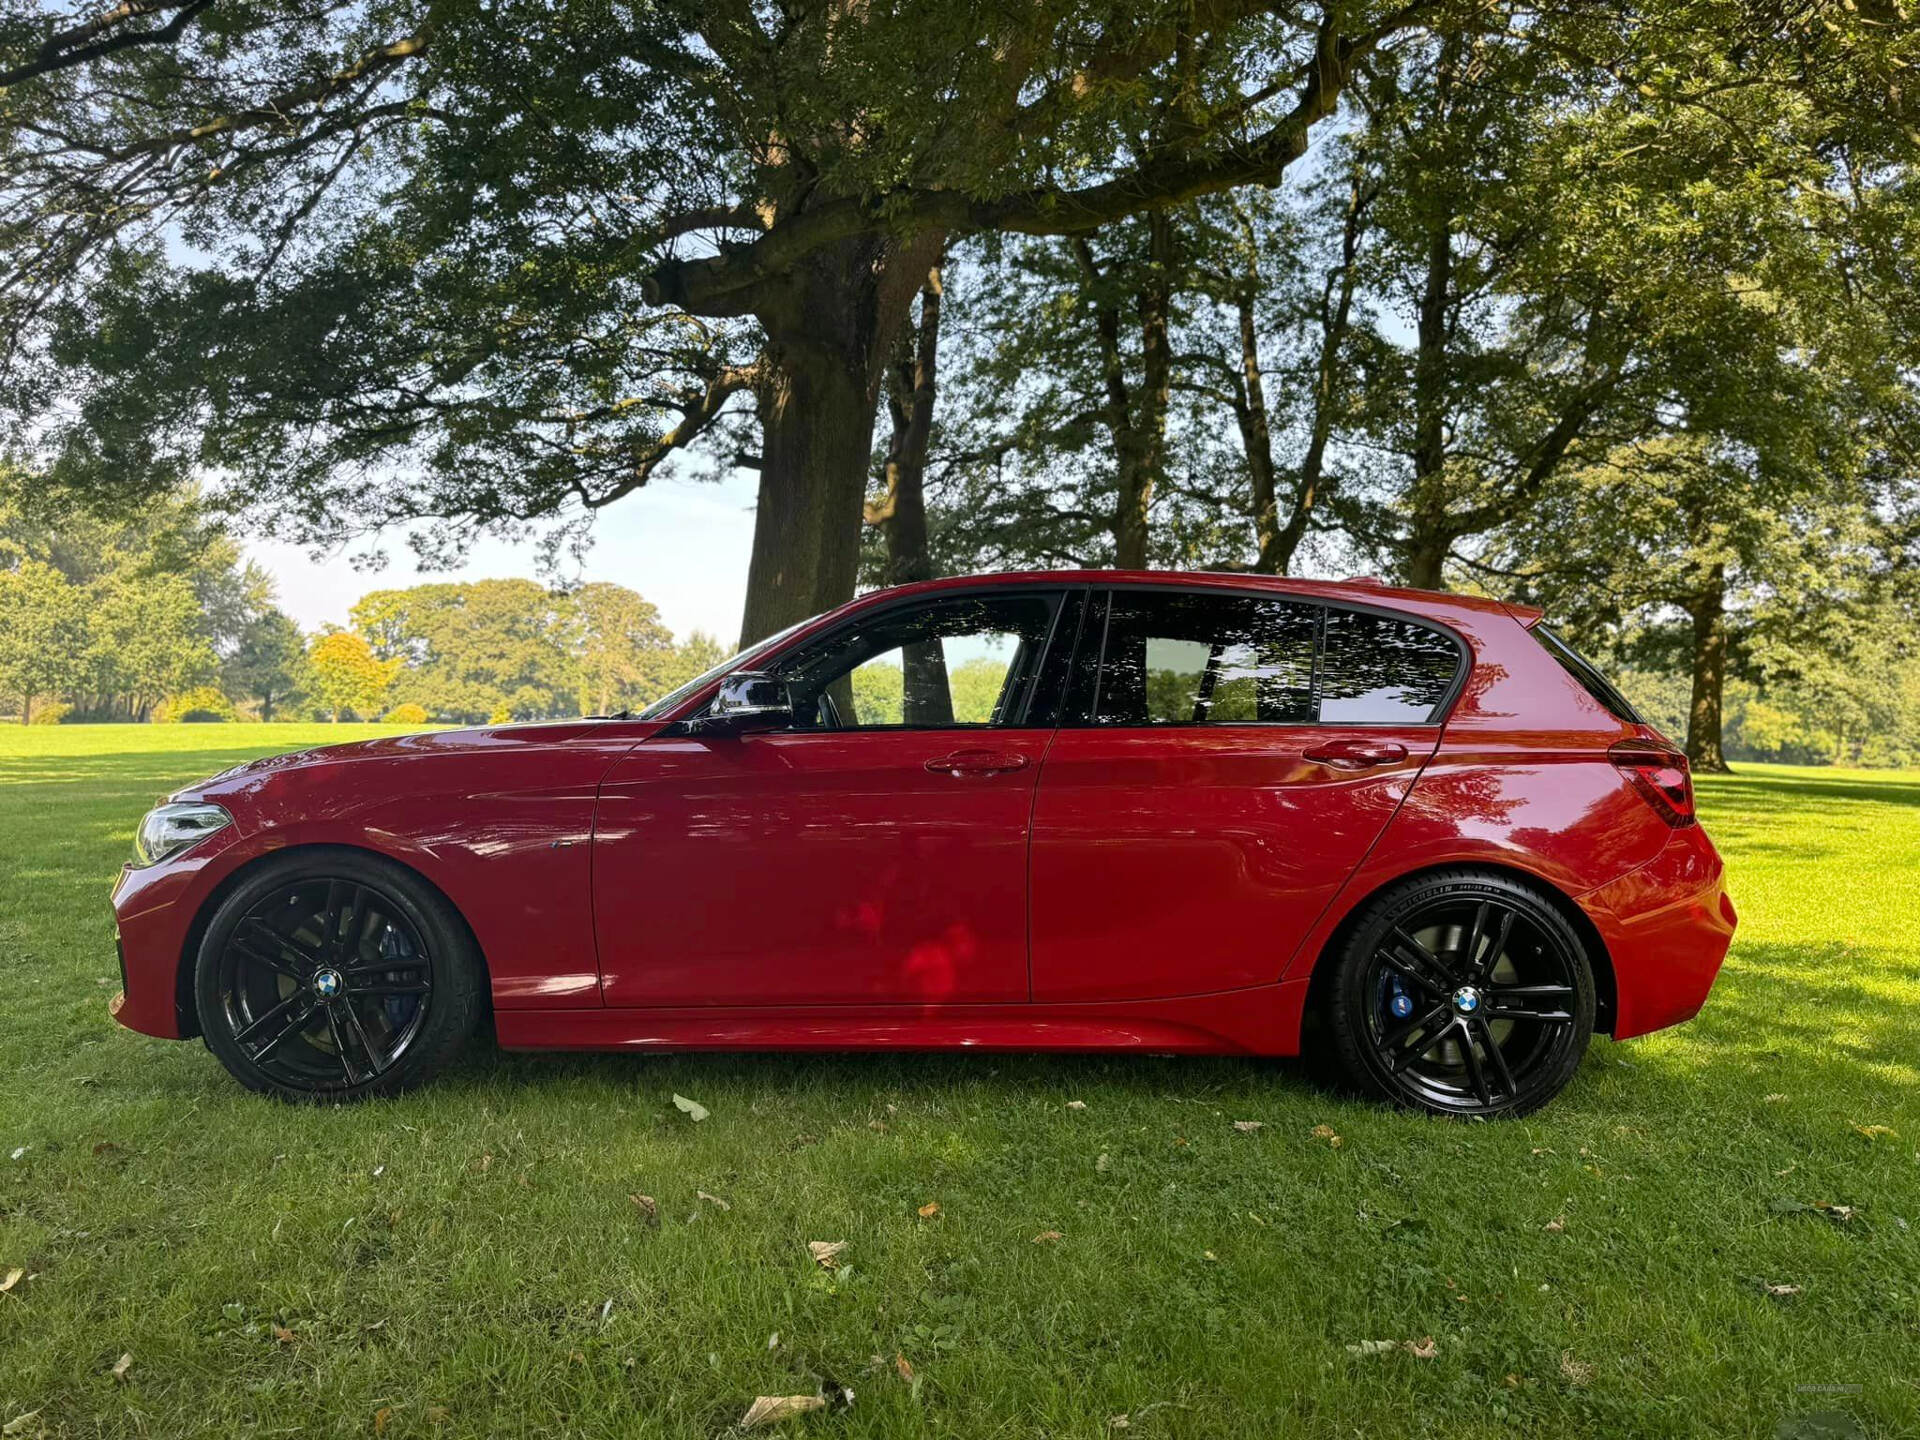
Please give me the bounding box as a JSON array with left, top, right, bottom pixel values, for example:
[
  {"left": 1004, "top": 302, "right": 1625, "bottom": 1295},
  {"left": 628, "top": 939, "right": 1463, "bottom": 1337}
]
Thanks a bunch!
[{"left": 1, "top": 726, "right": 1916, "bottom": 1438}]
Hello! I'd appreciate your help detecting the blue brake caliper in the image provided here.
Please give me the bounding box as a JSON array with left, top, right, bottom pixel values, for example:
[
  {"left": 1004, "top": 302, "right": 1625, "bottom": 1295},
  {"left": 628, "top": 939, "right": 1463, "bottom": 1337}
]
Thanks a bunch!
[{"left": 1378, "top": 969, "right": 1414, "bottom": 1023}]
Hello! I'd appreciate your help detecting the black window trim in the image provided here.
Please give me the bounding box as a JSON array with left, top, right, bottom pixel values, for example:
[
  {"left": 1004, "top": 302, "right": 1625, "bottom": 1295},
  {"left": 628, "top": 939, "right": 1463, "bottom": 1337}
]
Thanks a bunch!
[
  {"left": 1533, "top": 623, "right": 1643, "bottom": 726},
  {"left": 1067, "top": 582, "right": 1471, "bottom": 730},
  {"left": 729, "top": 583, "right": 1086, "bottom": 734}
]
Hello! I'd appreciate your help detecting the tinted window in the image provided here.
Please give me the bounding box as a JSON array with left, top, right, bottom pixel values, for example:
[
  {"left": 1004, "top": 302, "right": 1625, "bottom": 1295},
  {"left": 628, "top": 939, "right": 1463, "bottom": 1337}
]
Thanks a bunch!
[
  {"left": 1319, "top": 609, "right": 1461, "bottom": 723},
  {"left": 1535, "top": 625, "right": 1642, "bottom": 724},
  {"left": 775, "top": 592, "right": 1061, "bottom": 729},
  {"left": 1094, "top": 591, "right": 1316, "bottom": 725}
]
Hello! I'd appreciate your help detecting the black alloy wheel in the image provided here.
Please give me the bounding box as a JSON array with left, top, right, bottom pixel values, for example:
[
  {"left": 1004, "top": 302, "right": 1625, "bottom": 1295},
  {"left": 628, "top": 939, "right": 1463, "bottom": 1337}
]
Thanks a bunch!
[
  {"left": 1326, "top": 869, "right": 1596, "bottom": 1117},
  {"left": 196, "top": 850, "right": 483, "bottom": 1101}
]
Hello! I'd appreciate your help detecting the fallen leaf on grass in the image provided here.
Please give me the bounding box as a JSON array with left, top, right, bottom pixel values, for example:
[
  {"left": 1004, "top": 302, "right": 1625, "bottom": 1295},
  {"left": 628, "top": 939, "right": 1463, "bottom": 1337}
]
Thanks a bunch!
[
  {"left": 91, "top": 1141, "right": 123, "bottom": 1158},
  {"left": 630, "top": 1194, "right": 659, "bottom": 1228},
  {"left": 917, "top": 1202, "right": 939, "bottom": 1218},
  {"left": 111, "top": 1353, "right": 132, "bottom": 1384},
  {"left": 1066, "top": 1100, "right": 1087, "bottom": 1111},
  {"left": 740, "top": 1395, "right": 825, "bottom": 1428},
  {"left": 697, "top": 1190, "right": 731, "bottom": 1211},
  {"left": 1344, "top": 1340, "right": 1396, "bottom": 1356},
  {"left": 1559, "top": 1351, "right": 1593, "bottom": 1387},
  {"left": 1404, "top": 1337, "right": 1437, "bottom": 1359},
  {"left": 0, "top": 1269, "right": 21, "bottom": 1293},
  {"left": 1095, "top": 1153, "right": 1111, "bottom": 1173},
  {"left": 1544, "top": 1217, "right": 1566, "bottom": 1233},
  {"left": 808, "top": 1240, "right": 848, "bottom": 1268},
  {"left": 1765, "top": 1282, "right": 1802, "bottom": 1298},
  {"left": 373, "top": 1408, "right": 391, "bottom": 1435},
  {"left": 894, "top": 1354, "right": 913, "bottom": 1380},
  {"left": 1233, "top": 1120, "right": 1263, "bottom": 1133},
  {"left": 1310, "top": 1125, "right": 1343, "bottom": 1148},
  {"left": 1816, "top": 1202, "right": 1857, "bottom": 1222},
  {"left": 1763, "top": 1093, "right": 1787, "bottom": 1104},
  {"left": 469, "top": 1153, "right": 492, "bottom": 1173},
  {"left": 424, "top": 1406, "right": 450, "bottom": 1424},
  {"left": 272, "top": 1324, "right": 294, "bottom": 1345},
  {"left": 3, "top": 1412, "right": 42, "bottom": 1436},
  {"left": 1853, "top": 1124, "right": 1895, "bottom": 1141},
  {"left": 671, "top": 1094, "right": 709, "bottom": 1122},
  {"left": 1032, "top": 1230, "right": 1063, "bottom": 1244}
]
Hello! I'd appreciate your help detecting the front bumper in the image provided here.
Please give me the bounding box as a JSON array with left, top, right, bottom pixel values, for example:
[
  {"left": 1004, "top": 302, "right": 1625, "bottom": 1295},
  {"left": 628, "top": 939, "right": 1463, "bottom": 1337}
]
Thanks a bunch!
[
  {"left": 109, "top": 826, "right": 246, "bottom": 1040},
  {"left": 1577, "top": 824, "right": 1736, "bottom": 1040}
]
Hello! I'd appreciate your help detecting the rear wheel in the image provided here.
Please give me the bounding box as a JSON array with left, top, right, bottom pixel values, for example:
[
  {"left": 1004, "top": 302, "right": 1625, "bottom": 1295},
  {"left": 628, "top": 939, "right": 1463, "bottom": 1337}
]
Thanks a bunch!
[
  {"left": 1324, "top": 869, "right": 1595, "bottom": 1117},
  {"left": 195, "top": 851, "right": 484, "bottom": 1101}
]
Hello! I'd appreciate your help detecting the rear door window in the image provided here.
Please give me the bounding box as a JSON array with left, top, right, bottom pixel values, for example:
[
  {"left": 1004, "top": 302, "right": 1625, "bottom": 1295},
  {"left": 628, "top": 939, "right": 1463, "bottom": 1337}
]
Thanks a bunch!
[{"left": 1093, "top": 591, "right": 1317, "bottom": 725}]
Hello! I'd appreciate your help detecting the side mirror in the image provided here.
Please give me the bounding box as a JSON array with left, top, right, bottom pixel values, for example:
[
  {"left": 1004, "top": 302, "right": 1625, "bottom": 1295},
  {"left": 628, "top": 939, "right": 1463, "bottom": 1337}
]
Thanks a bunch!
[{"left": 703, "top": 670, "right": 793, "bottom": 730}]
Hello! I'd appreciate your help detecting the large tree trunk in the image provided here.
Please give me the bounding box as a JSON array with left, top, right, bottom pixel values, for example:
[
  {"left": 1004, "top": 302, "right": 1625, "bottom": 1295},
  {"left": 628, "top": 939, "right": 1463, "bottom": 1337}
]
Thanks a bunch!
[
  {"left": 869, "top": 261, "right": 943, "bottom": 589},
  {"left": 1686, "top": 564, "right": 1731, "bottom": 772},
  {"left": 1120, "top": 211, "right": 1174, "bottom": 570},
  {"left": 1404, "top": 542, "right": 1450, "bottom": 592},
  {"left": 869, "top": 261, "right": 949, "bottom": 723},
  {"left": 738, "top": 231, "right": 941, "bottom": 648}
]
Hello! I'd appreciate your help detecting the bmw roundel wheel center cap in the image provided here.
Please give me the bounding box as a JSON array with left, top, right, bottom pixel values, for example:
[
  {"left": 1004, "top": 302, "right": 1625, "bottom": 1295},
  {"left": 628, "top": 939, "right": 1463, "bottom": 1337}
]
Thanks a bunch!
[
  {"left": 1451, "top": 985, "right": 1482, "bottom": 1016},
  {"left": 312, "top": 968, "right": 344, "bottom": 1000}
]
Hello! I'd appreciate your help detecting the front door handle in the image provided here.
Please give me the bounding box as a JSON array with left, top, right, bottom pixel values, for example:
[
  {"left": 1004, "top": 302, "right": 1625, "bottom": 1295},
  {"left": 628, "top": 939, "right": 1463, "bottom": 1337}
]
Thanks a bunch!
[
  {"left": 925, "top": 748, "right": 1030, "bottom": 777},
  {"left": 1302, "top": 738, "right": 1410, "bottom": 770}
]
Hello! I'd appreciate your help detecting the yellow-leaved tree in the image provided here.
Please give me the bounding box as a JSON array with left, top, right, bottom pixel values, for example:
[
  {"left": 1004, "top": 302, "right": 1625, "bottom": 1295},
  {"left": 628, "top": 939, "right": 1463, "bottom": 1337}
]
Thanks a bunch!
[{"left": 308, "top": 630, "right": 399, "bottom": 722}]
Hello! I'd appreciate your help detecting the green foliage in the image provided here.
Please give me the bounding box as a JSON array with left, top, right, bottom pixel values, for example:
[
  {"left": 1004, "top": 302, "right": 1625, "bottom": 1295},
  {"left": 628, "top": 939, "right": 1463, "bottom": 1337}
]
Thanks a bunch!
[
  {"left": 26, "top": 700, "right": 70, "bottom": 725},
  {"left": 223, "top": 609, "right": 307, "bottom": 722},
  {"left": 156, "top": 687, "right": 237, "bottom": 724},
  {"left": 354, "top": 579, "right": 727, "bottom": 724},
  {"left": 0, "top": 556, "right": 88, "bottom": 722},
  {"left": 0, "top": 478, "right": 264, "bottom": 721},
  {"left": 382, "top": 702, "right": 431, "bottom": 726},
  {"left": 307, "top": 631, "right": 399, "bottom": 723},
  {"left": 355, "top": 580, "right": 575, "bottom": 724}
]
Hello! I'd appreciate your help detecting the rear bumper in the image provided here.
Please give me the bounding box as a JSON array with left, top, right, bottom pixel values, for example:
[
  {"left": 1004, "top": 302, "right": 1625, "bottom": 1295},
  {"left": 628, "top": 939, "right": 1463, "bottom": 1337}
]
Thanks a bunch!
[{"left": 1577, "top": 824, "right": 1735, "bottom": 1040}]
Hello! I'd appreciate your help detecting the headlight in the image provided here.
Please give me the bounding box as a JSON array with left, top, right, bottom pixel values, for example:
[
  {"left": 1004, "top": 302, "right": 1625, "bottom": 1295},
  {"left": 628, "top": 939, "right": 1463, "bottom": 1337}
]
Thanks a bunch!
[{"left": 131, "top": 802, "right": 233, "bottom": 867}]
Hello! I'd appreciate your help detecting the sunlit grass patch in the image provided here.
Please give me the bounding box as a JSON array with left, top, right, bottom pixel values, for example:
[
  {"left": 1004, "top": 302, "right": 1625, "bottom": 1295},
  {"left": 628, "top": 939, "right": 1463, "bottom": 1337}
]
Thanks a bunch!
[{"left": 0, "top": 733, "right": 1915, "bottom": 1438}]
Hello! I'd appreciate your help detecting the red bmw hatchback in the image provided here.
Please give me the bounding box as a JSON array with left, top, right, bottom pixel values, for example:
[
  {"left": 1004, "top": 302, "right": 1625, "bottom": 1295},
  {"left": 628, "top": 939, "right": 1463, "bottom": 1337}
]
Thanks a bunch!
[{"left": 111, "top": 572, "right": 1735, "bottom": 1116}]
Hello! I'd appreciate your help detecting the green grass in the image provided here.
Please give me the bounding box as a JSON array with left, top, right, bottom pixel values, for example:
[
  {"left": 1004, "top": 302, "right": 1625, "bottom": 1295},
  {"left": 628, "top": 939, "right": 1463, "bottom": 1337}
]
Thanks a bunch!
[{"left": 2, "top": 727, "right": 1916, "bottom": 1438}]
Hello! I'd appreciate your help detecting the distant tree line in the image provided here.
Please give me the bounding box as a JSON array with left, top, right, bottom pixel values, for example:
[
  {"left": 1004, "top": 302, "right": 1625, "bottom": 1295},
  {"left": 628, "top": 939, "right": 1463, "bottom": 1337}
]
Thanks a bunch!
[
  {"left": 0, "top": 3, "right": 1915, "bottom": 767},
  {"left": 0, "top": 480, "right": 721, "bottom": 725}
]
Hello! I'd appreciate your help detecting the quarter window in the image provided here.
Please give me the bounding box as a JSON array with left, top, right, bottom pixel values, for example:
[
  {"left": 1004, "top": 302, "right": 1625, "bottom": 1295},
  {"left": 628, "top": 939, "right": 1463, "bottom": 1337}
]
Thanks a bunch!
[{"left": 1318, "top": 608, "right": 1460, "bottom": 723}]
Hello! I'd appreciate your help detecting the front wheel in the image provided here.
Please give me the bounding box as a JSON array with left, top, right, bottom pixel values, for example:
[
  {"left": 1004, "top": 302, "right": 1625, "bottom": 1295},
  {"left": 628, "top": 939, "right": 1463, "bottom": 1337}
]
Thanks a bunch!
[
  {"left": 1324, "top": 869, "right": 1596, "bottom": 1118},
  {"left": 195, "top": 850, "right": 484, "bottom": 1101}
]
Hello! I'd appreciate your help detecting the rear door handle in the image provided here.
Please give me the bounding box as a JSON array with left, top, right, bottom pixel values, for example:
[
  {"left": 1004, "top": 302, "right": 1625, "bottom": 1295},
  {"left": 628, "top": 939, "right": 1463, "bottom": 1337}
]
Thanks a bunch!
[
  {"left": 925, "top": 748, "right": 1030, "bottom": 777},
  {"left": 1302, "top": 738, "right": 1410, "bottom": 770}
]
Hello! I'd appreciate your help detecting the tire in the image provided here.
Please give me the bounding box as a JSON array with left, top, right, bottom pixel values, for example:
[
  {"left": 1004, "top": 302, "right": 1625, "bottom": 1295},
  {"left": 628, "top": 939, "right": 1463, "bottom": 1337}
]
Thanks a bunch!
[
  {"left": 1323, "top": 868, "right": 1595, "bottom": 1118},
  {"left": 195, "top": 849, "right": 485, "bottom": 1102}
]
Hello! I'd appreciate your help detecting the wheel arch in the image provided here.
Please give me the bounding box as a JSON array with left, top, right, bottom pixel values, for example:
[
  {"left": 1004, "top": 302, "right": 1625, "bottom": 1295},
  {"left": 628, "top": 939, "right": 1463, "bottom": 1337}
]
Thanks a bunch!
[
  {"left": 1299, "top": 859, "right": 1618, "bottom": 1040},
  {"left": 174, "top": 842, "right": 494, "bottom": 1038}
]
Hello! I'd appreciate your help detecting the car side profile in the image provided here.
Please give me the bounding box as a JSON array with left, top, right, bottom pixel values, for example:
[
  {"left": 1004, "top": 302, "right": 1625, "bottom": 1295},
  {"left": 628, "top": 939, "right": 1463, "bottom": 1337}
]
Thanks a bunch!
[{"left": 110, "top": 571, "right": 1736, "bottom": 1116}]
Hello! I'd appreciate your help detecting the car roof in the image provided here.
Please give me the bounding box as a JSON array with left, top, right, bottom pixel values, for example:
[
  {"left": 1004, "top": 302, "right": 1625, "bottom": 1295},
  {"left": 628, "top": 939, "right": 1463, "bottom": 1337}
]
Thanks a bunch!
[{"left": 858, "top": 569, "right": 1542, "bottom": 627}]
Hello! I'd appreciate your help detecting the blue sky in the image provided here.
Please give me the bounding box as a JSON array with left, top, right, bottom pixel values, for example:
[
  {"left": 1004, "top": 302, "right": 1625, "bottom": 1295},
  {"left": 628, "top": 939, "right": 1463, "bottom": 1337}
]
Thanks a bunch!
[{"left": 250, "top": 469, "right": 761, "bottom": 647}]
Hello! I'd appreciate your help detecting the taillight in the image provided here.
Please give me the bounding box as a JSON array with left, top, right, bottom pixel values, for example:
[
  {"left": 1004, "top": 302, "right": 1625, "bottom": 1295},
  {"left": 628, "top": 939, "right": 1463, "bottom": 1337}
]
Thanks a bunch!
[{"left": 1609, "top": 741, "right": 1696, "bottom": 828}]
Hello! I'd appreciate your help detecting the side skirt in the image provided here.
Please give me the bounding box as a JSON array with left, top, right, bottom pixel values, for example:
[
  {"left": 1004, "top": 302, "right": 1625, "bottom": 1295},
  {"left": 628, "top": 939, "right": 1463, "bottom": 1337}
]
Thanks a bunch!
[{"left": 495, "top": 981, "right": 1310, "bottom": 1057}]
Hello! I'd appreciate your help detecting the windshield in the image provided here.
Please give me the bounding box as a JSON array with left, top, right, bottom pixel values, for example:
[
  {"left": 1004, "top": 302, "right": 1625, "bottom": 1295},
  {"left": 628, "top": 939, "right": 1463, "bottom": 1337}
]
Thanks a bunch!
[{"left": 633, "top": 616, "right": 815, "bottom": 720}]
